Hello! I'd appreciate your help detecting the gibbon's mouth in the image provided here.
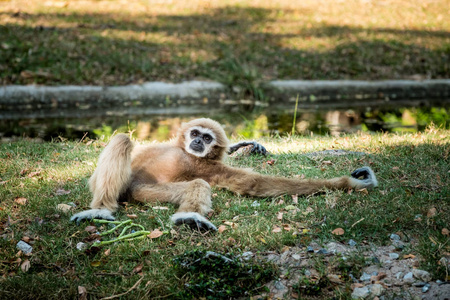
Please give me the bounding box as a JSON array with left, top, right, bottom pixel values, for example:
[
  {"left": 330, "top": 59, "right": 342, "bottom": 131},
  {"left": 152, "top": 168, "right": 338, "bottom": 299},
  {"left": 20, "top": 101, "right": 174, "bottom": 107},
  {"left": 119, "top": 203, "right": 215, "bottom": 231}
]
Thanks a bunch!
[{"left": 190, "top": 142, "right": 204, "bottom": 153}]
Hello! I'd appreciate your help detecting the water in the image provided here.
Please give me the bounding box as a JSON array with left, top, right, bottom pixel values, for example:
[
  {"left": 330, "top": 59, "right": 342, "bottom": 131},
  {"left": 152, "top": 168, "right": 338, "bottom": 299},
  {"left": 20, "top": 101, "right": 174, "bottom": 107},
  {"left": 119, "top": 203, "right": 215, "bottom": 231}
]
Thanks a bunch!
[{"left": 0, "top": 106, "right": 448, "bottom": 142}]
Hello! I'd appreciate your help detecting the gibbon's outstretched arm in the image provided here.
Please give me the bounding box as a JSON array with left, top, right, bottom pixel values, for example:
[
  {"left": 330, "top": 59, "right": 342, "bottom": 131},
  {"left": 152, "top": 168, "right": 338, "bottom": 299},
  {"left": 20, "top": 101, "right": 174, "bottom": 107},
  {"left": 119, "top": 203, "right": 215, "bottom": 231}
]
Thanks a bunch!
[
  {"left": 210, "top": 165, "right": 377, "bottom": 197},
  {"left": 71, "top": 118, "right": 378, "bottom": 232}
]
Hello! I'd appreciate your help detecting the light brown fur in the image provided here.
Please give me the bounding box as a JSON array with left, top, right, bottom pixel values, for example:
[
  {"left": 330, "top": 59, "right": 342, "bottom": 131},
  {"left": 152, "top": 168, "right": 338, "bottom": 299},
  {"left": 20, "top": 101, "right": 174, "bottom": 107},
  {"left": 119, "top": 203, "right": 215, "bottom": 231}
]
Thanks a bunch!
[{"left": 79, "top": 118, "right": 377, "bottom": 228}]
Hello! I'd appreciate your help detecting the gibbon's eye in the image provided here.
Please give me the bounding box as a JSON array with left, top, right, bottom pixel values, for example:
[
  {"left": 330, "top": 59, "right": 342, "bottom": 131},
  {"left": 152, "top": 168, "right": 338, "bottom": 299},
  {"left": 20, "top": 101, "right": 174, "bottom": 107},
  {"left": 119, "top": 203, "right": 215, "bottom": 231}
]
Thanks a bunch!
[
  {"left": 191, "top": 130, "right": 199, "bottom": 138},
  {"left": 203, "top": 134, "right": 212, "bottom": 144}
]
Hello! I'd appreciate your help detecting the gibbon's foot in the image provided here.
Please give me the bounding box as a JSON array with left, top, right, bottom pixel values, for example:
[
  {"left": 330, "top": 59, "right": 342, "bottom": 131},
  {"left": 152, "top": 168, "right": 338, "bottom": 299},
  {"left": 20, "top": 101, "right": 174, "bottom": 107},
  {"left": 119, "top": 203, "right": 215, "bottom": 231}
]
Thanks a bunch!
[
  {"left": 228, "top": 141, "right": 268, "bottom": 156},
  {"left": 171, "top": 212, "right": 218, "bottom": 232},
  {"left": 70, "top": 208, "right": 115, "bottom": 224},
  {"left": 351, "top": 166, "right": 378, "bottom": 188}
]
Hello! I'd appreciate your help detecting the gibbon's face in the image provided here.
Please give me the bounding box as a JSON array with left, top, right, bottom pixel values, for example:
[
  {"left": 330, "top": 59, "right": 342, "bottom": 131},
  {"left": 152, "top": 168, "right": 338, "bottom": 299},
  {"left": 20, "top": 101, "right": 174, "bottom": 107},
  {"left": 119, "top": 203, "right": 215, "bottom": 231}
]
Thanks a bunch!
[{"left": 184, "top": 126, "right": 217, "bottom": 158}]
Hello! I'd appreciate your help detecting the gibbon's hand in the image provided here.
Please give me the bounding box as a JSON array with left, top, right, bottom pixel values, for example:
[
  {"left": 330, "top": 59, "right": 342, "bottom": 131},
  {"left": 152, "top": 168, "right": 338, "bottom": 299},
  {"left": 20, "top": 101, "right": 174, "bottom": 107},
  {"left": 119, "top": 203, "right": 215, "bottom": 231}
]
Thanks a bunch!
[
  {"left": 351, "top": 166, "right": 378, "bottom": 188},
  {"left": 171, "top": 212, "right": 217, "bottom": 232},
  {"left": 228, "top": 141, "right": 268, "bottom": 156},
  {"left": 70, "top": 208, "right": 115, "bottom": 224}
]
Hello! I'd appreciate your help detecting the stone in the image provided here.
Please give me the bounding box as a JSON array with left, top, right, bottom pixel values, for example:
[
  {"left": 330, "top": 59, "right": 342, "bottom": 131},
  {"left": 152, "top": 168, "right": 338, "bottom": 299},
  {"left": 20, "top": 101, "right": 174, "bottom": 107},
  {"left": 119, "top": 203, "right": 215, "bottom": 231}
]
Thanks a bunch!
[
  {"left": 57, "top": 203, "right": 73, "bottom": 212},
  {"left": 388, "top": 253, "right": 399, "bottom": 260},
  {"left": 360, "top": 272, "right": 372, "bottom": 281},
  {"left": 392, "top": 240, "right": 405, "bottom": 250},
  {"left": 306, "top": 246, "right": 314, "bottom": 253},
  {"left": 316, "top": 248, "right": 329, "bottom": 255},
  {"left": 326, "top": 242, "right": 349, "bottom": 254},
  {"left": 403, "top": 272, "right": 414, "bottom": 284},
  {"left": 352, "top": 287, "right": 370, "bottom": 299},
  {"left": 390, "top": 233, "right": 401, "bottom": 241},
  {"left": 412, "top": 269, "right": 431, "bottom": 282},
  {"left": 292, "top": 254, "right": 301, "bottom": 260},
  {"left": 348, "top": 239, "right": 357, "bottom": 247},
  {"left": 16, "top": 241, "right": 33, "bottom": 254},
  {"left": 421, "top": 283, "right": 430, "bottom": 293},
  {"left": 369, "top": 284, "right": 385, "bottom": 297}
]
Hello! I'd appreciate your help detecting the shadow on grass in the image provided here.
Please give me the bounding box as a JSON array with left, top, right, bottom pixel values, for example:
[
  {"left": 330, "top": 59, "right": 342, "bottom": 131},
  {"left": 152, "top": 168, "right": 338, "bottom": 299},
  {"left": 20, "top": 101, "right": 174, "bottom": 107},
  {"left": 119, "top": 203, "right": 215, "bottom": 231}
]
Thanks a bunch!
[{"left": 1, "top": 6, "right": 449, "bottom": 90}]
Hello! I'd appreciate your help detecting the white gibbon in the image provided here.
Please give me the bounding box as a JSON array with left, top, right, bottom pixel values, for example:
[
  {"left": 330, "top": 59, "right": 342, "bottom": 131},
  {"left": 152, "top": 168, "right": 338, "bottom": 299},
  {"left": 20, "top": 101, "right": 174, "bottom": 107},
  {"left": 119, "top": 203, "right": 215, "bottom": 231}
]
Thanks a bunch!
[{"left": 71, "top": 118, "right": 377, "bottom": 231}]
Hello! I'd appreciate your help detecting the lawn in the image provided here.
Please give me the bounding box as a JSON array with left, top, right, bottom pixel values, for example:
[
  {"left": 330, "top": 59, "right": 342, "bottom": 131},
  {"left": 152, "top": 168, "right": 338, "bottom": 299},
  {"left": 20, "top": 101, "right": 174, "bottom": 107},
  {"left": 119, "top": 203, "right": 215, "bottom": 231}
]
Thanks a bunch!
[
  {"left": 1, "top": 0, "right": 449, "bottom": 93},
  {"left": 0, "top": 126, "right": 449, "bottom": 299}
]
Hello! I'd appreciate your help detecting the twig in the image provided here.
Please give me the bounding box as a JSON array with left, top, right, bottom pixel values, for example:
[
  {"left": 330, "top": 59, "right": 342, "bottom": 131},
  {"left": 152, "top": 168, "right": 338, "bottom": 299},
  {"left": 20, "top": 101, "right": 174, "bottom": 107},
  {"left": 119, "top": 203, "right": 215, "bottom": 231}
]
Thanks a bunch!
[
  {"left": 99, "top": 276, "right": 144, "bottom": 300},
  {"left": 351, "top": 217, "right": 365, "bottom": 228}
]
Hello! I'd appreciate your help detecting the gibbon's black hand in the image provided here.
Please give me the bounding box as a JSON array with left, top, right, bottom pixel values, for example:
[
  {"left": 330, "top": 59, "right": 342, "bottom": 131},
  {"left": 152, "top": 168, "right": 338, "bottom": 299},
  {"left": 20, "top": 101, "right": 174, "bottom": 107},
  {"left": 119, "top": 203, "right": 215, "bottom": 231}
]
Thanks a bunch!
[
  {"left": 228, "top": 141, "right": 268, "bottom": 156},
  {"left": 171, "top": 212, "right": 217, "bottom": 232},
  {"left": 70, "top": 209, "right": 115, "bottom": 224},
  {"left": 351, "top": 166, "right": 378, "bottom": 188}
]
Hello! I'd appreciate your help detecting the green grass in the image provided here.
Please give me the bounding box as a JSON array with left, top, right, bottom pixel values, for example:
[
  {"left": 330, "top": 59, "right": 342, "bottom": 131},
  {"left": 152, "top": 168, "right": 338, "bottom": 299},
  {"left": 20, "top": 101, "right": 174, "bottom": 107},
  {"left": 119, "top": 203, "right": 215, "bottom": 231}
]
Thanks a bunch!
[
  {"left": 0, "top": 127, "right": 449, "bottom": 298},
  {"left": 1, "top": 0, "right": 449, "bottom": 94}
]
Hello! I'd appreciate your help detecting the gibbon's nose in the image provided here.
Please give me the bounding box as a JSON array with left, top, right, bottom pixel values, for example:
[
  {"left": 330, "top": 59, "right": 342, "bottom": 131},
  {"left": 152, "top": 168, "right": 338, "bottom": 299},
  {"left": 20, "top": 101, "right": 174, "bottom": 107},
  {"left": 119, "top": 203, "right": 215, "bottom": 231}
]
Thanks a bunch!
[{"left": 193, "top": 138, "right": 202, "bottom": 144}]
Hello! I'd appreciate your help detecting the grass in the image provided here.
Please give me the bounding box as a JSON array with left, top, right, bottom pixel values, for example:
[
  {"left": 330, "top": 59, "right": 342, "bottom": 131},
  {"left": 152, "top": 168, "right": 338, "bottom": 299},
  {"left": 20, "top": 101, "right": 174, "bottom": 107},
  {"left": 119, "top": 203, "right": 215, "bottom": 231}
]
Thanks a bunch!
[
  {"left": 1, "top": 0, "right": 449, "bottom": 94},
  {"left": 0, "top": 126, "right": 449, "bottom": 299}
]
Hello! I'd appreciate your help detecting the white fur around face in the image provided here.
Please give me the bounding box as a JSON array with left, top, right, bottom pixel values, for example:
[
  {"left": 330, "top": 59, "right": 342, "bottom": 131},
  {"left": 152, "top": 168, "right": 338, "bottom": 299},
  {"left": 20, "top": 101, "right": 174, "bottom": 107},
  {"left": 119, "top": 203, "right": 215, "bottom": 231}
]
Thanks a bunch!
[{"left": 184, "top": 126, "right": 217, "bottom": 157}]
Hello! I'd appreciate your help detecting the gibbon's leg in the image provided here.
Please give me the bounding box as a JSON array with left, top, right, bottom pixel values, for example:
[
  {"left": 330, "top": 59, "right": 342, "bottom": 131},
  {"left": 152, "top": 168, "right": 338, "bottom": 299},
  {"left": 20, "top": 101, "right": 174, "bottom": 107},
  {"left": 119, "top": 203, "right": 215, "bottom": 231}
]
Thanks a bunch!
[
  {"left": 71, "top": 134, "right": 133, "bottom": 223},
  {"left": 130, "top": 179, "right": 217, "bottom": 231},
  {"left": 212, "top": 166, "right": 378, "bottom": 197},
  {"left": 228, "top": 141, "right": 268, "bottom": 155}
]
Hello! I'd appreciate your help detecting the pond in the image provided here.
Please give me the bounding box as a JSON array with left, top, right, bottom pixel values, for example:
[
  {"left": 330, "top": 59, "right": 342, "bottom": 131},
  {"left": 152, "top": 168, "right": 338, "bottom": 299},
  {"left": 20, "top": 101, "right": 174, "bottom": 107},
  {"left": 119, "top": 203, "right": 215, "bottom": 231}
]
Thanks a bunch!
[{"left": 0, "top": 106, "right": 448, "bottom": 142}]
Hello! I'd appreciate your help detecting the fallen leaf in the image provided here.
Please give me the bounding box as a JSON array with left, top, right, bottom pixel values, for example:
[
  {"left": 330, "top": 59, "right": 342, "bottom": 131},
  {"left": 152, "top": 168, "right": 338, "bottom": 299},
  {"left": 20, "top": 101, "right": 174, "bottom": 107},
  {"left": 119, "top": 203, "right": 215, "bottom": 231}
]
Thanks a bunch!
[
  {"left": 20, "top": 168, "right": 29, "bottom": 176},
  {"left": 148, "top": 229, "right": 163, "bottom": 239},
  {"left": 57, "top": 204, "right": 73, "bottom": 212},
  {"left": 442, "top": 228, "right": 450, "bottom": 236},
  {"left": 283, "top": 224, "right": 292, "bottom": 231},
  {"left": 78, "top": 286, "right": 87, "bottom": 300},
  {"left": 127, "top": 214, "right": 138, "bottom": 219},
  {"left": 84, "top": 226, "right": 97, "bottom": 233},
  {"left": 14, "top": 197, "right": 27, "bottom": 205},
  {"left": 327, "top": 274, "right": 342, "bottom": 284},
  {"left": 218, "top": 225, "right": 227, "bottom": 233},
  {"left": 259, "top": 237, "right": 266, "bottom": 244},
  {"left": 272, "top": 226, "right": 282, "bottom": 233},
  {"left": 332, "top": 228, "right": 345, "bottom": 235},
  {"left": 357, "top": 188, "right": 369, "bottom": 195},
  {"left": 22, "top": 236, "right": 32, "bottom": 243},
  {"left": 403, "top": 254, "right": 416, "bottom": 259},
  {"left": 104, "top": 249, "right": 111, "bottom": 256},
  {"left": 277, "top": 212, "right": 283, "bottom": 220},
  {"left": 90, "top": 261, "right": 101, "bottom": 267},
  {"left": 21, "top": 259, "right": 31, "bottom": 272},
  {"left": 302, "top": 206, "right": 314, "bottom": 215},
  {"left": 55, "top": 188, "right": 71, "bottom": 196},
  {"left": 392, "top": 167, "right": 399, "bottom": 171},
  {"left": 224, "top": 221, "right": 238, "bottom": 228},
  {"left": 427, "top": 207, "right": 437, "bottom": 218},
  {"left": 291, "top": 194, "right": 298, "bottom": 204},
  {"left": 132, "top": 263, "right": 143, "bottom": 274},
  {"left": 323, "top": 160, "right": 332, "bottom": 165},
  {"left": 285, "top": 205, "right": 297, "bottom": 211},
  {"left": 266, "top": 159, "right": 276, "bottom": 165},
  {"left": 27, "top": 171, "right": 41, "bottom": 178}
]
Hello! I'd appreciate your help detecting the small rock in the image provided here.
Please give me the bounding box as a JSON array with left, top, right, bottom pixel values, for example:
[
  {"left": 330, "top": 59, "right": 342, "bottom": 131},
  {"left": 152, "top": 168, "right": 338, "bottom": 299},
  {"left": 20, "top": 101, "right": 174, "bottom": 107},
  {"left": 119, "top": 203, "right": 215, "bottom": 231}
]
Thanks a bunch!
[
  {"left": 390, "top": 233, "right": 401, "bottom": 241},
  {"left": 372, "top": 257, "right": 380, "bottom": 264},
  {"left": 274, "top": 280, "right": 286, "bottom": 290},
  {"left": 67, "top": 202, "right": 77, "bottom": 207},
  {"left": 403, "top": 272, "right": 414, "bottom": 284},
  {"left": 76, "top": 242, "right": 87, "bottom": 251},
  {"left": 388, "top": 253, "right": 399, "bottom": 260},
  {"left": 360, "top": 272, "right": 372, "bottom": 281},
  {"left": 352, "top": 286, "right": 370, "bottom": 299},
  {"left": 412, "top": 269, "right": 431, "bottom": 282},
  {"left": 412, "top": 281, "right": 426, "bottom": 287},
  {"left": 348, "top": 239, "right": 357, "bottom": 247},
  {"left": 306, "top": 246, "right": 314, "bottom": 253},
  {"left": 251, "top": 200, "right": 260, "bottom": 207},
  {"left": 395, "top": 272, "right": 404, "bottom": 280},
  {"left": 316, "top": 248, "right": 328, "bottom": 255},
  {"left": 326, "top": 242, "right": 349, "bottom": 254},
  {"left": 392, "top": 240, "right": 405, "bottom": 250},
  {"left": 292, "top": 254, "right": 301, "bottom": 260},
  {"left": 422, "top": 283, "right": 430, "bottom": 293},
  {"left": 16, "top": 241, "right": 33, "bottom": 254},
  {"left": 369, "top": 284, "right": 385, "bottom": 297}
]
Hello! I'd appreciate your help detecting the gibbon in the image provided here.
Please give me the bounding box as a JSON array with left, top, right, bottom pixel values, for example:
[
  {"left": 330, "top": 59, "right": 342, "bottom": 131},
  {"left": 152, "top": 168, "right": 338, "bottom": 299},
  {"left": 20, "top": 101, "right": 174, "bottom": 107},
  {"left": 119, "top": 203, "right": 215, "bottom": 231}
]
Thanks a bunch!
[{"left": 71, "top": 118, "right": 378, "bottom": 231}]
